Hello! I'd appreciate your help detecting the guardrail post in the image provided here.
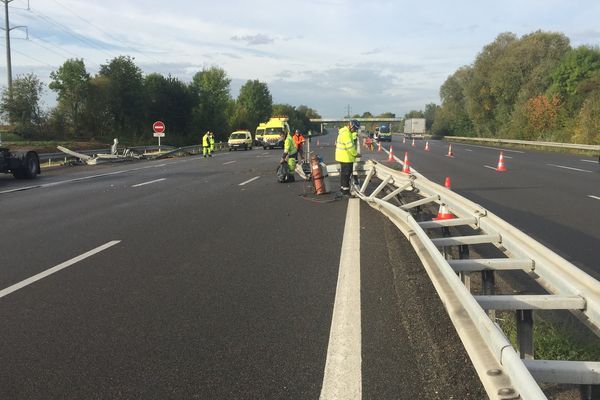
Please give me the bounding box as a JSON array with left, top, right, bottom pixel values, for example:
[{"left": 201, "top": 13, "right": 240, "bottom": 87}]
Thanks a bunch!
[
  {"left": 481, "top": 270, "right": 496, "bottom": 319},
  {"left": 441, "top": 226, "right": 451, "bottom": 260},
  {"left": 516, "top": 309, "right": 534, "bottom": 360},
  {"left": 458, "top": 244, "right": 470, "bottom": 291},
  {"left": 579, "top": 384, "right": 600, "bottom": 400}
]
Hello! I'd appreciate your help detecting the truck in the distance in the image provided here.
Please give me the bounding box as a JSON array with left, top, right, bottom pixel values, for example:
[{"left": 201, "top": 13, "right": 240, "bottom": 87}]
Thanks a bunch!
[
  {"left": 0, "top": 147, "right": 40, "bottom": 179},
  {"left": 404, "top": 118, "right": 426, "bottom": 139}
]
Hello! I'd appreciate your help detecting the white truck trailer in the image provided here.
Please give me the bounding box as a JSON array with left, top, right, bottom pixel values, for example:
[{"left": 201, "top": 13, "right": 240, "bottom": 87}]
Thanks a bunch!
[{"left": 403, "top": 118, "right": 426, "bottom": 139}]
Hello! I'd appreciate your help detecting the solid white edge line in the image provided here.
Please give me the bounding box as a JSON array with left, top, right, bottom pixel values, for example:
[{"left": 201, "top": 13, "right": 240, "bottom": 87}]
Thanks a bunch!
[
  {"left": 581, "top": 159, "right": 598, "bottom": 164},
  {"left": 320, "top": 198, "right": 361, "bottom": 400},
  {"left": 0, "top": 240, "right": 121, "bottom": 299},
  {"left": 131, "top": 178, "right": 166, "bottom": 187},
  {"left": 547, "top": 164, "right": 592, "bottom": 173},
  {"left": 239, "top": 176, "right": 260, "bottom": 186},
  {"left": 223, "top": 160, "right": 237, "bottom": 165},
  {"left": 588, "top": 195, "right": 600, "bottom": 201},
  {"left": 484, "top": 165, "right": 497, "bottom": 170}
]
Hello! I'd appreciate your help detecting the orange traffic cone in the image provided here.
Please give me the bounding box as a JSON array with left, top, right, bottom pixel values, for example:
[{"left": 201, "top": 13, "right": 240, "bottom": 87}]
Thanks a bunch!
[
  {"left": 402, "top": 152, "right": 411, "bottom": 173},
  {"left": 433, "top": 203, "right": 455, "bottom": 220},
  {"left": 411, "top": 138, "right": 415, "bottom": 147},
  {"left": 424, "top": 141, "right": 430, "bottom": 151},
  {"left": 388, "top": 146, "right": 394, "bottom": 161},
  {"left": 446, "top": 144, "right": 454, "bottom": 157},
  {"left": 496, "top": 151, "right": 507, "bottom": 172},
  {"left": 378, "top": 141, "right": 382, "bottom": 152},
  {"left": 317, "top": 139, "right": 320, "bottom": 146},
  {"left": 444, "top": 176, "right": 451, "bottom": 189},
  {"left": 403, "top": 137, "right": 406, "bottom": 144}
]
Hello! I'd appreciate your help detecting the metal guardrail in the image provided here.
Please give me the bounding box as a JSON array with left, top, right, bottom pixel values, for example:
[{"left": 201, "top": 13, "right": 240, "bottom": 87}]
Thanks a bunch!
[
  {"left": 352, "top": 147, "right": 600, "bottom": 400},
  {"left": 37, "top": 143, "right": 229, "bottom": 166},
  {"left": 445, "top": 136, "right": 600, "bottom": 152}
]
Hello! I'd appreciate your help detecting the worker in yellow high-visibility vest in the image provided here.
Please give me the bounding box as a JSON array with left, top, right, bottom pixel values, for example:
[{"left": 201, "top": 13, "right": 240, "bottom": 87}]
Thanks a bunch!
[
  {"left": 280, "top": 129, "right": 298, "bottom": 182},
  {"left": 209, "top": 132, "right": 215, "bottom": 156},
  {"left": 202, "top": 131, "right": 211, "bottom": 158},
  {"left": 335, "top": 119, "right": 360, "bottom": 196}
]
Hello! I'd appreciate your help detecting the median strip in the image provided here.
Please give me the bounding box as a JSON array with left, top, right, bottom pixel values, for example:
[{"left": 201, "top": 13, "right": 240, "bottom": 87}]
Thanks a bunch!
[{"left": 0, "top": 241, "right": 121, "bottom": 299}]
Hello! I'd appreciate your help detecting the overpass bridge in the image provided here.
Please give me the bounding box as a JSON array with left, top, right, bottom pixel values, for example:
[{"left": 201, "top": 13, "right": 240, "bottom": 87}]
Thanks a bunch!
[{"left": 310, "top": 118, "right": 404, "bottom": 133}]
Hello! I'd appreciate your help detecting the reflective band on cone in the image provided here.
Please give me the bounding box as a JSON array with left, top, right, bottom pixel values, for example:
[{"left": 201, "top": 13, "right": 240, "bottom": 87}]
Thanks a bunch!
[
  {"left": 444, "top": 176, "right": 451, "bottom": 189},
  {"left": 496, "top": 151, "right": 507, "bottom": 172},
  {"left": 402, "top": 152, "right": 411, "bottom": 173},
  {"left": 433, "top": 203, "right": 454, "bottom": 220}
]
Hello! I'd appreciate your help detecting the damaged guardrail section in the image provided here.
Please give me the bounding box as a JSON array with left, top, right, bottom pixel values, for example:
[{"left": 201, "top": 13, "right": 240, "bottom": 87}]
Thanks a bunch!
[{"left": 354, "top": 155, "right": 600, "bottom": 400}]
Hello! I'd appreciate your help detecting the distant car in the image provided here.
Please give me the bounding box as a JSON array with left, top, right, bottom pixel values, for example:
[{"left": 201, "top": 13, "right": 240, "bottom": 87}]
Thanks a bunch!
[{"left": 228, "top": 130, "right": 253, "bottom": 151}]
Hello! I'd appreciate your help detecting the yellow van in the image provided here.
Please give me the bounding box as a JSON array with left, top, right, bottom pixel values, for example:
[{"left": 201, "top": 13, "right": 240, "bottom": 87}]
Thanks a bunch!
[
  {"left": 255, "top": 123, "right": 266, "bottom": 146},
  {"left": 262, "top": 116, "right": 290, "bottom": 149},
  {"left": 228, "top": 130, "right": 253, "bottom": 151}
]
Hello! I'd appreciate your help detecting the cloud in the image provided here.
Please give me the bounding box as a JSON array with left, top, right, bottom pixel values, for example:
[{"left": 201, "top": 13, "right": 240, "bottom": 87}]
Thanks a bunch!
[
  {"left": 230, "top": 34, "right": 274, "bottom": 46},
  {"left": 362, "top": 48, "right": 383, "bottom": 56}
]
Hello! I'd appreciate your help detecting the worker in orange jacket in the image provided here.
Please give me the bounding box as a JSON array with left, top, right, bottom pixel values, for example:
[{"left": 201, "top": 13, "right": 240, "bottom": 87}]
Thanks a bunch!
[{"left": 292, "top": 129, "right": 305, "bottom": 162}]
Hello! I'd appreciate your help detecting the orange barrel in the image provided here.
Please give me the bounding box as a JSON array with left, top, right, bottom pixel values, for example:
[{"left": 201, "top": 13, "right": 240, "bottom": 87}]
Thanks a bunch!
[{"left": 310, "top": 155, "right": 326, "bottom": 195}]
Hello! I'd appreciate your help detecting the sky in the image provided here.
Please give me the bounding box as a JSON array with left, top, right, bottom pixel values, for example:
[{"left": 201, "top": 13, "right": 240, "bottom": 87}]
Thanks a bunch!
[{"left": 2, "top": 0, "right": 599, "bottom": 118}]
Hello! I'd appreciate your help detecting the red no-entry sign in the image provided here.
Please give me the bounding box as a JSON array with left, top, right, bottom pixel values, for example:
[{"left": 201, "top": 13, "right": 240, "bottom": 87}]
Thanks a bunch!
[{"left": 153, "top": 121, "right": 165, "bottom": 137}]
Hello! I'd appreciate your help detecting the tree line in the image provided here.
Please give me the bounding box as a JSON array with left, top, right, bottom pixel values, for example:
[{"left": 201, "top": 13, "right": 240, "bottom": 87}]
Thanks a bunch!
[
  {"left": 0, "top": 56, "right": 322, "bottom": 145},
  {"left": 412, "top": 31, "right": 600, "bottom": 144}
]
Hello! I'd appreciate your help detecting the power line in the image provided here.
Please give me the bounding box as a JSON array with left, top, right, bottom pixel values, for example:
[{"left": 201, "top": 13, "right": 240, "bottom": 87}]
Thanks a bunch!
[
  {"left": 27, "top": 7, "right": 115, "bottom": 59},
  {"left": 29, "top": 32, "right": 79, "bottom": 59},
  {"left": 0, "top": 39, "right": 54, "bottom": 68},
  {"left": 50, "top": 0, "right": 161, "bottom": 64},
  {"left": 28, "top": 35, "right": 70, "bottom": 60}
]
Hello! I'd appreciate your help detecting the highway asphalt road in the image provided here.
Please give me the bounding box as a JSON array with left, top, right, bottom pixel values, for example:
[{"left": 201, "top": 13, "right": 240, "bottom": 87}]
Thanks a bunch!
[{"left": 0, "top": 144, "right": 484, "bottom": 399}]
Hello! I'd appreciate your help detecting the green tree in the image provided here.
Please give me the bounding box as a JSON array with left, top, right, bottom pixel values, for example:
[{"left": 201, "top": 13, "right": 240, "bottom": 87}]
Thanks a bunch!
[
  {"left": 144, "top": 73, "right": 194, "bottom": 144},
  {"left": 551, "top": 45, "right": 600, "bottom": 98},
  {"left": 404, "top": 110, "right": 424, "bottom": 119},
  {"left": 0, "top": 73, "right": 45, "bottom": 137},
  {"left": 361, "top": 111, "right": 373, "bottom": 118},
  {"left": 49, "top": 58, "right": 90, "bottom": 137},
  {"left": 233, "top": 79, "right": 272, "bottom": 132},
  {"left": 98, "top": 56, "right": 145, "bottom": 138},
  {"left": 81, "top": 76, "right": 113, "bottom": 138},
  {"left": 464, "top": 32, "right": 517, "bottom": 136},
  {"left": 423, "top": 103, "right": 439, "bottom": 130},
  {"left": 432, "top": 67, "right": 474, "bottom": 136},
  {"left": 573, "top": 94, "right": 600, "bottom": 144},
  {"left": 191, "top": 66, "right": 232, "bottom": 140}
]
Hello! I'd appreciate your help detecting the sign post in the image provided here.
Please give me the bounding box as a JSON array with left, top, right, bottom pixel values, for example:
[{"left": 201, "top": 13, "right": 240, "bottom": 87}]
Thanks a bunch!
[{"left": 152, "top": 121, "right": 166, "bottom": 152}]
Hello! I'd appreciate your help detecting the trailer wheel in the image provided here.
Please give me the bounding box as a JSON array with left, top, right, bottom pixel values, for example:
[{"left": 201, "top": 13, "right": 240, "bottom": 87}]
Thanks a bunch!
[{"left": 12, "top": 151, "right": 40, "bottom": 179}]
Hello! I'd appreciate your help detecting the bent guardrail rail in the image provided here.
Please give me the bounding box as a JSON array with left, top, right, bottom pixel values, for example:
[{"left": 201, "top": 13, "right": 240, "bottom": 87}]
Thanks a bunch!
[{"left": 354, "top": 148, "right": 600, "bottom": 400}]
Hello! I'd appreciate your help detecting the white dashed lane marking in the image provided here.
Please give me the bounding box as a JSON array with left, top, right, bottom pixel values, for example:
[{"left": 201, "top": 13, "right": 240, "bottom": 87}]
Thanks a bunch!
[{"left": 239, "top": 176, "right": 260, "bottom": 186}]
